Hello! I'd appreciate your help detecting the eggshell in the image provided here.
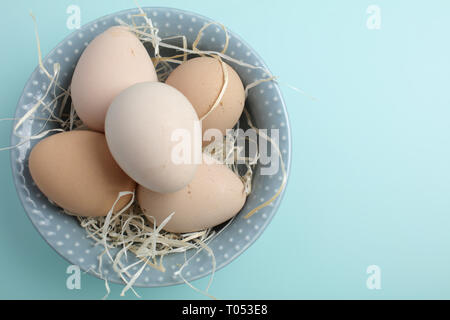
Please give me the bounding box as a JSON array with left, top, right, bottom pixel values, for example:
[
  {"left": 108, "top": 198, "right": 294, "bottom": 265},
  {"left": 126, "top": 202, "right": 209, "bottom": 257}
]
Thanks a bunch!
[
  {"left": 28, "top": 131, "right": 136, "bottom": 217},
  {"left": 165, "top": 57, "right": 245, "bottom": 140},
  {"left": 137, "top": 154, "right": 247, "bottom": 233},
  {"left": 71, "top": 26, "right": 158, "bottom": 132},
  {"left": 105, "top": 82, "right": 202, "bottom": 194}
]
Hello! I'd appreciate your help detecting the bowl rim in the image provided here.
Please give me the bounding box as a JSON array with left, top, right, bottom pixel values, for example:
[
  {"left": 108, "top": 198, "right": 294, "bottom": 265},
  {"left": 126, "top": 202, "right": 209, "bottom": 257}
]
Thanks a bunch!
[{"left": 10, "top": 6, "right": 293, "bottom": 289}]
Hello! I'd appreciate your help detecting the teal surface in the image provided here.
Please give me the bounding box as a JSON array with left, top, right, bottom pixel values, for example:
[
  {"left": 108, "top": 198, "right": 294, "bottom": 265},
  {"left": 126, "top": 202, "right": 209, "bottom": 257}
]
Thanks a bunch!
[{"left": 1, "top": 0, "right": 449, "bottom": 299}]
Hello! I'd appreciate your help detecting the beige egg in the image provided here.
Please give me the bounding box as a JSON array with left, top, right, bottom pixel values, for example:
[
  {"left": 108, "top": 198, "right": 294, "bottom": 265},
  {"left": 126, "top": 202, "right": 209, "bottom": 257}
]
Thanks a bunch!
[
  {"left": 165, "top": 57, "right": 245, "bottom": 142},
  {"left": 105, "top": 82, "right": 202, "bottom": 194},
  {"left": 71, "top": 26, "right": 158, "bottom": 132},
  {"left": 137, "top": 154, "right": 247, "bottom": 233},
  {"left": 28, "top": 131, "right": 136, "bottom": 217}
]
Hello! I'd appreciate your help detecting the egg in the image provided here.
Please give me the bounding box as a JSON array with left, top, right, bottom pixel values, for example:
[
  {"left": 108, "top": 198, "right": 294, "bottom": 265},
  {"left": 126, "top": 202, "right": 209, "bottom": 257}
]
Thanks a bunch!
[
  {"left": 165, "top": 57, "right": 245, "bottom": 142},
  {"left": 71, "top": 26, "right": 158, "bottom": 132},
  {"left": 137, "top": 154, "right": 247, "bottom": 233},
  {"left": 105, "top": 82, "right": 202, "bottom": 194},
  {"left": 28, "top": 131, "right": 136, "bottom": 217}
]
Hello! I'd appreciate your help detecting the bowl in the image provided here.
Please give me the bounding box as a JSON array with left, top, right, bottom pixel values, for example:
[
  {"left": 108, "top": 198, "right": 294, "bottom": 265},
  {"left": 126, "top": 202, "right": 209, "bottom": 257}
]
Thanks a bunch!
[{"left": 11, "top": 7, "right": 291, "bottom": 288}]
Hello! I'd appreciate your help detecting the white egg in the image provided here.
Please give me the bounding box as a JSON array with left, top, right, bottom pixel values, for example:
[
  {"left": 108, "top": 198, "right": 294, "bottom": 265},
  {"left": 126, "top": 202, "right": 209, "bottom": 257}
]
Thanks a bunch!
[{"left": 105, "top": 82, "right": 202, "bottom": 193}]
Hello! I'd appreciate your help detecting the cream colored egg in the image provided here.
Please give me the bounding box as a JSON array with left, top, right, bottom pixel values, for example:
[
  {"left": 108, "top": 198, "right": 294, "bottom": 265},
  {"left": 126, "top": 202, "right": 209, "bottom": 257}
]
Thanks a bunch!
[
  {"left": 105, "top": 82, "right": 202, "bottom": 194},
  {"left": 28, "top": 131, "right": 136, "bottom": 217},
  {"left": 71, "top": 26, "right": 158, "bottom": 132},
  {"left": 165, "top": 57, "right": 245, "bottom": 142},
  {"left": 137, "top": 154, "right": 247, "bottom": 233}
]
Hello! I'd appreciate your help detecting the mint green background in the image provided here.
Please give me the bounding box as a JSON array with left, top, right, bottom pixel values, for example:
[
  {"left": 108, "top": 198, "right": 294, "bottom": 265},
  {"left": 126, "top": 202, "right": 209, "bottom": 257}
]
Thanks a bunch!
[{"left": 1, "top": 0, "right": 449, "bottom": 299}]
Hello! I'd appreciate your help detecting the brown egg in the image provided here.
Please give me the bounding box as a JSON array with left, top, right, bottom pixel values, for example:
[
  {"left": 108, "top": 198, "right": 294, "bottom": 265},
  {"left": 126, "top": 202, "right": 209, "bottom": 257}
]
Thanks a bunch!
[
  {"left": 165, "top": 57, "right": 245, "bottom": 143},
  {"left": 29, "top": 131, "right": 136, "bottom": 217},
  {"left": 71, "top": 26, "right": 158, "bottom": 132},
  {"left": 137, "top": 154, "right": 247, "bottom": 233}
]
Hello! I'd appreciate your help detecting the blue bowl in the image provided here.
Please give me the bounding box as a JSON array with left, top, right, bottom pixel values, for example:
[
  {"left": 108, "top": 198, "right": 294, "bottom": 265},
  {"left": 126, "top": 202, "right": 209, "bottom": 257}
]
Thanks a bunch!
[{"left": 11, "top": 7, "right": 291, "bottom": 288}]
